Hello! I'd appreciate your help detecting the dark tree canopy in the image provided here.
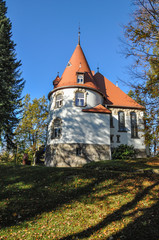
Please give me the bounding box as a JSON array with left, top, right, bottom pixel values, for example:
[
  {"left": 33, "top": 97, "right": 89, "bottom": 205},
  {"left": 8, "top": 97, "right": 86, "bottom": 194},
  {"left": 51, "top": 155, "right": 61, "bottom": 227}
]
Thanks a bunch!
[{"left": 0, "top": 0, "right": 25, "bottom": 149}]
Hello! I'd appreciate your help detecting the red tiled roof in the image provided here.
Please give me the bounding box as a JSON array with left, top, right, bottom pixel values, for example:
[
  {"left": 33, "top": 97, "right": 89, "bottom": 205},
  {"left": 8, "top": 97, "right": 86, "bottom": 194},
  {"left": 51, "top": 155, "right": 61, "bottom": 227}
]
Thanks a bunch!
[
  {"left": 54, "top": 44, "right": 99, "bottom": 91},
  {"left": 94, "top": 72, "right": 145, "bottom": 109},
  {"left": 82, "top": 104, "right": 111, "bottom": 114},
  {"left": 50, "top": 43, "right": 145, "bottom": 110}
]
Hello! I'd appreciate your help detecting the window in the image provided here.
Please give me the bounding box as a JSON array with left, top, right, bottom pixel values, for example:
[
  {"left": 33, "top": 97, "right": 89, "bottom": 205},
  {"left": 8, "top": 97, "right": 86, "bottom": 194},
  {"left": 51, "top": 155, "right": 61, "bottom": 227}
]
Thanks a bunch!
[
  {"left": 75, "top": 92, "right": 84, "bottom": 106},
  {"left": 130, "top": 112, "right": 138, "bottom": 138},
  {"left": 110, "top": 113, "right": 114, "bottom": 128},
  {"left": 55, "top": 94, "right": 63, "bottom": 108},
  {"left": 51, "top": 118, "right": 62, "bottom": 139},
  {"left": 67, "top": 61, "right": 72, "bottom": 67},
  {"left": 110, "top": 135, "right": 114, "bottom": 143},
  {"left": 116, "top": 135, "right": 120, "bottom": 143},
  {"left": 76, "top": 147, "right": 82, "bottom": 156},
  {"left": 118, "top": 111, "right": 126, "bottom": 131},
  {"left": 77, "top": 74, "right": 84, "bottom": 84}
]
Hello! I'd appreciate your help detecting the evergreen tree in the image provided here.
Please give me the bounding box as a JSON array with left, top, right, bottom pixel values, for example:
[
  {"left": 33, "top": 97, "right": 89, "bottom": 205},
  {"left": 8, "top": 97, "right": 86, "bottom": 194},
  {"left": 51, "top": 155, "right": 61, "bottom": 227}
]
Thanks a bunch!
[{"left": 0, "top": 0, "right": 25, "bottom": 149}]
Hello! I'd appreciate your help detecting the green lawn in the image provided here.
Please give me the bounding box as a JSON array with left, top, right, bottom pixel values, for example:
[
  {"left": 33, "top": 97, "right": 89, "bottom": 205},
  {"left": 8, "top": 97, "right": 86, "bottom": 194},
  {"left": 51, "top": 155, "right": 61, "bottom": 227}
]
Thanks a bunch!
[{"left": 0, "top": 159, "right": 159, "bottom": 239}]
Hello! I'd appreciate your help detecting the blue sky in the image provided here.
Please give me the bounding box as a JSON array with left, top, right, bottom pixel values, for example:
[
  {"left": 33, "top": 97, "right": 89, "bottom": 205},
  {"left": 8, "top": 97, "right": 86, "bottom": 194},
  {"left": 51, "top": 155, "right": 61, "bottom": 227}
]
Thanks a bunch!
[{"left": 6, "top": 0, "right": 133, "bottom": 100}]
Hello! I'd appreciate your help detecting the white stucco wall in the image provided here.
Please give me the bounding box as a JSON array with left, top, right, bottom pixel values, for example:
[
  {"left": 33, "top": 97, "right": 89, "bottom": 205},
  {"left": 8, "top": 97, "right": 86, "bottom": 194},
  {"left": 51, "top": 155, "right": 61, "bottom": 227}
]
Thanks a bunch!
[
  {"left": 47, "top": 88, "right": 110, "bottom": 146},
  {"left": 47, "top": 87, "right": 146, "bottom": 154},
  {"left": 109, "top": 108, "right": 146, "bottom": 150}
]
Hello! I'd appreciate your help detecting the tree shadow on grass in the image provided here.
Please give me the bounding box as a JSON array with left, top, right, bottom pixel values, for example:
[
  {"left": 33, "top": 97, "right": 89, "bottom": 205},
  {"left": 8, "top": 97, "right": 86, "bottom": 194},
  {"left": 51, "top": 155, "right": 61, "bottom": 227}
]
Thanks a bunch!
[
  {"left": 0, "top": 164, "right": 158, "bottom": 240},
  {"left": 59, "top": 178, "right": 159, "bottom": 240},
  {"left": 0, "top": 165, "right": 118, "bottom": 228}
]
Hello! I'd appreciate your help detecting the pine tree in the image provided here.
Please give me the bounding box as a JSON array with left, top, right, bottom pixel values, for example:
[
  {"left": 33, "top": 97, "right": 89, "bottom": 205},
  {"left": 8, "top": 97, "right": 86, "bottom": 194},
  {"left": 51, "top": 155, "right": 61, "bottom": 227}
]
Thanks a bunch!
[{"left": 0, "top": 0, "right": 25, "bottom": 149}]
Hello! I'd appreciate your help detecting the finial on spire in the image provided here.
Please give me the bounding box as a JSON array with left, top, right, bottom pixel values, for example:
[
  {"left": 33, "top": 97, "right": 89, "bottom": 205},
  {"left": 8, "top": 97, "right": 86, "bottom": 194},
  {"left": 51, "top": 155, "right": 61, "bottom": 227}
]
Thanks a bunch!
[
  {"left": 57, "top": 72, "right": 59, "bottom": 77},
  {"left": 78, "top": 24, "right": 80, "bottom": 45},
  {"left": 97, "top": 66, "right": 99, "bottom": 73}
]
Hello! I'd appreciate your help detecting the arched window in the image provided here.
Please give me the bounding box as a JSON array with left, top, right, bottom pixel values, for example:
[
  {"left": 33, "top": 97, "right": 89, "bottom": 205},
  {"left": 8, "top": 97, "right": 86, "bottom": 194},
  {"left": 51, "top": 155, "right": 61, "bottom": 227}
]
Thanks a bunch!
[
  {"left": 55, "top": 94, "right": 63, "bottom": 108},
  {"left": 51, "top": 118, "right": 62, "bottom": 139},
  {"left": 130, "top": 112, "right": 138, "bottom": 138},
  {"left": 118, "top": 111, "right": 126, "bottom": 131},
  {"left": 75, "top": 92, "right": 84, "bottom": 106}
]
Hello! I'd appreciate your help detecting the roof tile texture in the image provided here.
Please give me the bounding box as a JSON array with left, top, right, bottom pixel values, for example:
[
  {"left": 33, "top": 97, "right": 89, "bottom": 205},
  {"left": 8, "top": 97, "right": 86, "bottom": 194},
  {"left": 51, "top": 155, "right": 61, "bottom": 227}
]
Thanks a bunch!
[
  {"left": 54, "top": 44, "right": 99, "bottom": 90},
  {"left": 52, "top": 44, "right": 145, "bottom": 109},
  {"left": 82, "top": 104, "right": 111, "bottom": 114},
  {"left": 94, "top": 72, "right": 145, "bottom": 109}
]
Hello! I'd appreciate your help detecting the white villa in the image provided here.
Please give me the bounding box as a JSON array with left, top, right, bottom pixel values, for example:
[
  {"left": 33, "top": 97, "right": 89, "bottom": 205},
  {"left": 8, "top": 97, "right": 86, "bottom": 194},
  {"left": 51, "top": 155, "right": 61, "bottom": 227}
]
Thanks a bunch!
[{"left": 45, "top": 35, "right": 147, "bottom": 167}]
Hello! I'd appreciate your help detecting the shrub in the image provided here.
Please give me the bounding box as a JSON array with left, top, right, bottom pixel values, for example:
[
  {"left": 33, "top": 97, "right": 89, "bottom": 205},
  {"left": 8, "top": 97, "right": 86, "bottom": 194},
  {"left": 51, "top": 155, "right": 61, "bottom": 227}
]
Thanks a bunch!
[
  {"left": 0, "top": 151, "right": 14, "bottom": 163},
  {"left": 112, "top": 144, "right": 136, "bottom": 160}
]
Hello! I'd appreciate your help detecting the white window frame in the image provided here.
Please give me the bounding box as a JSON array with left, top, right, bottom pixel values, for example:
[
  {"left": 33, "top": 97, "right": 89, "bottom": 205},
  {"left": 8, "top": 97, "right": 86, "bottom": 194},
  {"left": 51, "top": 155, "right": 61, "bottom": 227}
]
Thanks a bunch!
[
  {"left": 77, "top": 74, "right": 84, "bottom": 84},
  {"left": 51, "top": 118, "right": 62, "bottom": 139},
  {"left": 55, "top": 94, "right": 63, "bottom": 108},
  {"left": 75, "top": 91, "right": 85, "bottom": 107}
]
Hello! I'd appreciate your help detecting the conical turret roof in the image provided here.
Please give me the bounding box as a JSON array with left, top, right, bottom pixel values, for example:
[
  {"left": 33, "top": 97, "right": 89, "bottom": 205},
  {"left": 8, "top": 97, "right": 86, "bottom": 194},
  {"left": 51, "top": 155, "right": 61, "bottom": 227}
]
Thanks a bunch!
[{"left": 53, "top": 44, "right": 99, "bottom": 91}]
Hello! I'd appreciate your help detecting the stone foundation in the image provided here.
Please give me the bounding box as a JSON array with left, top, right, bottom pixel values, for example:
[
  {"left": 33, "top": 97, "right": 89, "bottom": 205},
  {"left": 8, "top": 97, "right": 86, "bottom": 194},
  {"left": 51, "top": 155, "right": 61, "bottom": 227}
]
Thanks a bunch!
[{"left": 45, "top": 143, "right": 111, "bottom": 167}]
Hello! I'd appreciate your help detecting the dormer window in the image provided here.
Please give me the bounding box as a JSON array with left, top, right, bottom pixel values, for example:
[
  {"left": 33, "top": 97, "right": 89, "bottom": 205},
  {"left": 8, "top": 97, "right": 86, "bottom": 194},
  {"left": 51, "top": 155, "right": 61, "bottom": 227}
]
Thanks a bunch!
[{"left": 77, "top": 74, "right": 84, "bottom": 84}]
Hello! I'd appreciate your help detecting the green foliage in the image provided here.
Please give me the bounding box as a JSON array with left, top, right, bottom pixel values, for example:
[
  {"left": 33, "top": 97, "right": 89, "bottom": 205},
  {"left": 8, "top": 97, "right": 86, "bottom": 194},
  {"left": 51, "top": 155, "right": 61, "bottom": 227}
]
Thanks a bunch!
[
  {"left": 0, "top": 151, "right": 13, "bottom": 163},
  {"left": 15, "top": 94, "right": 48, "bottom": 158},
  {"left": 112, "top": 144, "right": 136, "bottom": 160},
  {"left": 0, "top": 0, "right": 25, "bottom": 149},
  {"left": 123, "top": 0, "right": 159, "bottom": 153}
]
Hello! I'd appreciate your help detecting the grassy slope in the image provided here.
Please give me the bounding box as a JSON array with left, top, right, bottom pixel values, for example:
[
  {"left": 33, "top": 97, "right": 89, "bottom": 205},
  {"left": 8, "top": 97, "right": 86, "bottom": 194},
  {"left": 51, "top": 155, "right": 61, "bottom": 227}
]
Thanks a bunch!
[{"left": 0, "top": 158, "right": 159, "bottom": 240}]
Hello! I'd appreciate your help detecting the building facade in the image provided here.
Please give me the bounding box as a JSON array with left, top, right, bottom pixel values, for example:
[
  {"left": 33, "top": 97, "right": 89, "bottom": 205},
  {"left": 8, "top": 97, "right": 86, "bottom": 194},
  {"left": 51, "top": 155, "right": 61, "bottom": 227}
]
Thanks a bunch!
[{"left": 45, "top": 38, "right": 147, "bottom": 167}]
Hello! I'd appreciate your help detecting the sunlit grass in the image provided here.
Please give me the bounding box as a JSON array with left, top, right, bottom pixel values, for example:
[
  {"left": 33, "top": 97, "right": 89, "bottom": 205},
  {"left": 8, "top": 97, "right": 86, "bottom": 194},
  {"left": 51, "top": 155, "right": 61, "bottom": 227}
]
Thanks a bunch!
[{"left": 0, "top": 159, "right": 159, "bottom": 239}]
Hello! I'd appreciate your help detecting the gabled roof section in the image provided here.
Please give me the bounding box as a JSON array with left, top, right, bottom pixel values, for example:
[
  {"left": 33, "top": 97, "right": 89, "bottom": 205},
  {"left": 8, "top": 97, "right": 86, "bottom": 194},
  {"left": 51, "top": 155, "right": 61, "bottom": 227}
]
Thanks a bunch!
[
  {"left": 54, "top": 44, "right": 99, "bottom": 91},
  {"left": 94, "top": 72, "right": 145, "bottom": 109},
  {"left": 82, "top": 104, "right": 111, "bottom": 114}
]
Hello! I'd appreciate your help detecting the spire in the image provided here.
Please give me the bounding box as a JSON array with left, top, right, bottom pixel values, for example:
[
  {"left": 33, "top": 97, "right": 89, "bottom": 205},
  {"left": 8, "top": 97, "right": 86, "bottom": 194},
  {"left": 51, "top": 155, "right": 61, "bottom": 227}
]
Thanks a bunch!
[
  {"left": 53, "top": 44, "right": 99, "bottom": 91},
  {"left": 78, "top": 24, "right": 80, "bottom": 45}
]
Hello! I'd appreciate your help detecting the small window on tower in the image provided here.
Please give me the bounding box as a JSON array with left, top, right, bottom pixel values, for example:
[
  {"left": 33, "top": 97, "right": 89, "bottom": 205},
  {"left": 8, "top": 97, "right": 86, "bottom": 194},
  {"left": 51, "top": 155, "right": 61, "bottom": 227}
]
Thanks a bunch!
[
  {"left": 67, "top": 61, "right": 72, "bottom": 67},
  {"left": 55, "top": 94, "right": 63, "bottom": 108},
  {"left": 75, "top": 92, "right": 84, "bottom": 106},
  {"left": 51, "top": 118, "right": 62, "bottom": 139},
  {"left": 77, "top": 74, "right": 84, "bottom": 84}
]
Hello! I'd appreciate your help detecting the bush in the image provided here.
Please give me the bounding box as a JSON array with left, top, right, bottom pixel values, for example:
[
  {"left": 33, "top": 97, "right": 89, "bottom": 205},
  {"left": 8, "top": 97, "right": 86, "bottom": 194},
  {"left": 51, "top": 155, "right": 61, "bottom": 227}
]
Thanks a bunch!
[
  {"left": 112, "top": 144, "right": 136, "bottom": 160},
  {"left": 0, "top": 151, "right": 14, "bottom": 163}
]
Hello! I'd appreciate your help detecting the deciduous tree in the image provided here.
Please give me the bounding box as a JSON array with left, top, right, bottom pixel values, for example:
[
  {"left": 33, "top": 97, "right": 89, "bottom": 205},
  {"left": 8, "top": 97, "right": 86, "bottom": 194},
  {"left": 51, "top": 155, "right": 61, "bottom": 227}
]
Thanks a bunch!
[
  {"left": 15, "top": 94, "right": 48, "bottom": 154},
  {"left": 123, "top": 0, "right": 159, "bottom": 154}
]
